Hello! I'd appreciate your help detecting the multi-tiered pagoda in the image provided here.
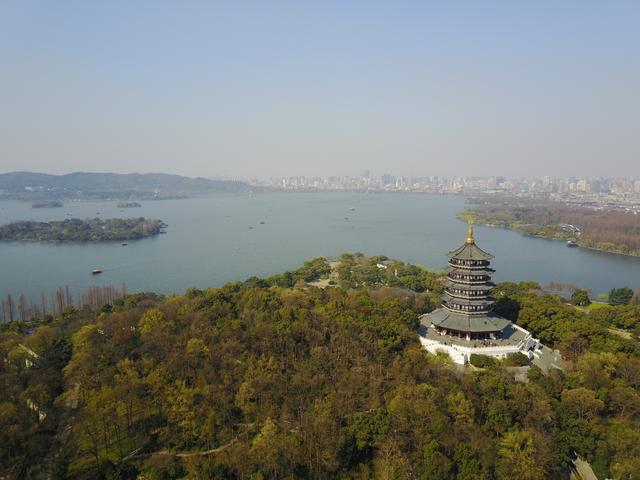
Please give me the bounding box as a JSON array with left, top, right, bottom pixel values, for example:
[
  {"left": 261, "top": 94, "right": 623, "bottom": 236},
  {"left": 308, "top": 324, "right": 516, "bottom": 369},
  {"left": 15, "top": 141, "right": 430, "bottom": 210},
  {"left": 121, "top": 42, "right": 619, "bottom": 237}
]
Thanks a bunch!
[
  {"left": 429, "top": 219, "right": 509, "bottom": 340},
  {"left": 419, "top": 219, "right": 535, "bottom": 363}
]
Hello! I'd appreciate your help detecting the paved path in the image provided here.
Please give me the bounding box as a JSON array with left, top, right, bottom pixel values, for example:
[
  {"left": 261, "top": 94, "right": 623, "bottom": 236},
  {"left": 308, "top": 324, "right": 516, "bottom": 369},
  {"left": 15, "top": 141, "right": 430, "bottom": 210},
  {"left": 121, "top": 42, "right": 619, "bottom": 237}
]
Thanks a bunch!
[
  {"left": 532, "top": 345, "right": 565, "bottom": 372},
  {"left": 572, "top": 456, "right": 599, "bottom": 480}
]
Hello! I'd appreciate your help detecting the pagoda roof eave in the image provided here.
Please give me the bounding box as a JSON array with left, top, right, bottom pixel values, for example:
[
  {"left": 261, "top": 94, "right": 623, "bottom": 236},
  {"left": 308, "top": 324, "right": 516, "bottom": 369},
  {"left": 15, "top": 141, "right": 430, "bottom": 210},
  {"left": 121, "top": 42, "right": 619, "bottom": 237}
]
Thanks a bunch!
[
  {"left": 440, "top": 294, "right": 496, "bottom": 308},
  {"left": 421, "top": 308, "right": 510, "bottom": 333},
  {"left": 447, "top": 242, "right": 494, "bottom": 261},
  {"left": 442, "top": 279, "right": 492, "bottom": 291},
  {"left": 447, "top": 267, "right": 495, "bottom": 276},
  {"left": 441, "top": 294, "right": 495, "bottom": 306}
]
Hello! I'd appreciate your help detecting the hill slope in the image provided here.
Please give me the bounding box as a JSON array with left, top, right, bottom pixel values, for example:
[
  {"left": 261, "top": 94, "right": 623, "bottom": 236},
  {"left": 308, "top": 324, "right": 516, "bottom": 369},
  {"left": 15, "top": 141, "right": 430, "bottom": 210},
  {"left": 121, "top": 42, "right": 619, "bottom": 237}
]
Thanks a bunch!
[
  {"left": 1, "top": 257, "right": 640, "bottom": 479},
  {"left": 0, "top": 171, "right": 254, "bottom": 200}
]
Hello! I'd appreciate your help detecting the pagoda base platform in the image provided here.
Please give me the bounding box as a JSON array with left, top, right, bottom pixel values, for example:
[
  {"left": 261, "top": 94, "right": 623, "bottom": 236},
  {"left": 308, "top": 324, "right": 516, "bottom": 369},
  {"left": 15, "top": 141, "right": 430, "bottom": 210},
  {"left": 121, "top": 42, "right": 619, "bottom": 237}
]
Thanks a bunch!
[{"left": 417, "top": 314, "right": 538, "bottom": 365}]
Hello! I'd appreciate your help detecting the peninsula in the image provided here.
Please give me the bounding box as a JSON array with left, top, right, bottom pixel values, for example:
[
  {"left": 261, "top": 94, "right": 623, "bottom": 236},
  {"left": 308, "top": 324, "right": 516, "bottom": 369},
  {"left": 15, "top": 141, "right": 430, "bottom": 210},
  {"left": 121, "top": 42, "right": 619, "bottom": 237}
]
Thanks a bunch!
[
  {"left": 0, "top": 217, "right": 165, "bottom": 242},
  {"left": 460, "top": 198, "right": 640, "bottom": 257}
]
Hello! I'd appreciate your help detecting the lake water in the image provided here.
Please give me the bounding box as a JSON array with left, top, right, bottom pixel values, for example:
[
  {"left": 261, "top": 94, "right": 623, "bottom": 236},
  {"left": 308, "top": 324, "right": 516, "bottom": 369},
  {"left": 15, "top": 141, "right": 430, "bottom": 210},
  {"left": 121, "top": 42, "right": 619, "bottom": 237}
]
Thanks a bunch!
[{"left": 1, "top": 193, "right": 639, "bottom": 303}]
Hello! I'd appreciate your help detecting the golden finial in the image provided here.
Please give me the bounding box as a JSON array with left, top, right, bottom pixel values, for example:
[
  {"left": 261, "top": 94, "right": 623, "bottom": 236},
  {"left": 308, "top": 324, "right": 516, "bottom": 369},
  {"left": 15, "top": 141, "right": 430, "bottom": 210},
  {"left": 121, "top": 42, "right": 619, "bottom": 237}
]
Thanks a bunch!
[{"left": 466, "top": 216, "right": 474, "bottom": 244}]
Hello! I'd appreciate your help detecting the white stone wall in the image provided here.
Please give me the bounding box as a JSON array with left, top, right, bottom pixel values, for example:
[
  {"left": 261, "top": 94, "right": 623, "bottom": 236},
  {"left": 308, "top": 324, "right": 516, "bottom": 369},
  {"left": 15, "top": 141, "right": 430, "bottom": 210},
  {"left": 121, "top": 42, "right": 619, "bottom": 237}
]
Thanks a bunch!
[{"left": 419, "top": 333, "right": 537, "bottom": 365}]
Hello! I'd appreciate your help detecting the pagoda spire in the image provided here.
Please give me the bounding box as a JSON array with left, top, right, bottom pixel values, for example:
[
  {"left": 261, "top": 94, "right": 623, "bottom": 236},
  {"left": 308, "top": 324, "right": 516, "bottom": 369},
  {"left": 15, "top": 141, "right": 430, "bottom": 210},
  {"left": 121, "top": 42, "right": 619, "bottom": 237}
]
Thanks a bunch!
[{"left": 466, "top": 216, "right": 474, "bottom": 244}]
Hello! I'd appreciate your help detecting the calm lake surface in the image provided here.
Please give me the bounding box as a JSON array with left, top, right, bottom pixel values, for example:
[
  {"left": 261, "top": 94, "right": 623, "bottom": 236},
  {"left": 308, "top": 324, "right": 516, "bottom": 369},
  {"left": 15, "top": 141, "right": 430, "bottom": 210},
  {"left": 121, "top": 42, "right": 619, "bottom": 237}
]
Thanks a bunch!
[{"left": 1, "top": 193, "right": 639, "bottom": 302}]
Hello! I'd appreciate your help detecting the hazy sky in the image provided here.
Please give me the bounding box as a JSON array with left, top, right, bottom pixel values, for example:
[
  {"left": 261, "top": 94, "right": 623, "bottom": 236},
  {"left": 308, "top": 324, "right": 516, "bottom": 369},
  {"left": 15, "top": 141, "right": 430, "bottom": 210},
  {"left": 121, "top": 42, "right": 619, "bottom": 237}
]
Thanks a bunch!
[{"left": 1, "top": 1, "right": 638, "bottom": 179}]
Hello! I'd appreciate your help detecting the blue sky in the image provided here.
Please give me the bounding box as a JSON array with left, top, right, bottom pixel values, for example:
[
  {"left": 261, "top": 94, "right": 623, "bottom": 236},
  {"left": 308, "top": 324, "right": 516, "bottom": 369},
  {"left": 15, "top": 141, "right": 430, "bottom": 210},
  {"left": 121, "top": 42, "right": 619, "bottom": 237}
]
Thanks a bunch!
[{"left": 1, "top": 1, "right": 638, "bottom": 178}]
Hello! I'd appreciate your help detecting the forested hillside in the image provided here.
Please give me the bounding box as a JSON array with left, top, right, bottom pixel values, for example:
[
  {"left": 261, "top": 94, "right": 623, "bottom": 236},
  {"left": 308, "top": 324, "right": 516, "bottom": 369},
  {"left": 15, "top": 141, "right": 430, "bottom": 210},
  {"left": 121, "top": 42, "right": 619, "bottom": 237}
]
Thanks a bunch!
[
  {"left": 1, "top": 257, "right": 639, "bottom": 479},
  {"left": 0, "top": 172, "right": 254, "bottom": 200},
  {"left": 0, "top": 218, "right": 165, "bottom": 242}
]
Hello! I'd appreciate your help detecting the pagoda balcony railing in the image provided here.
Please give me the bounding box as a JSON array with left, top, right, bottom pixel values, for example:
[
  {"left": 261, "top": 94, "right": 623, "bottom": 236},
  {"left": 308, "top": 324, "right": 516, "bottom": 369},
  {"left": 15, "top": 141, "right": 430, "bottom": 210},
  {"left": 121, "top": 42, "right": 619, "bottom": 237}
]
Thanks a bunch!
[
  {"left": 445, "top": 289, "right": 491, "bottom": 300},
  {"left": 448, "top": 261, "right": 492, "bottom": 270},
  {"left": 447, "top": 274, "right": 491, "bottom": 284},
  {"left": 442, "top": 298, "right": 494, "bottom": 309},
  {"left": 448, "top": 259, "right": 490, "bottom": 267},
  {"left": 442, "top": 300, "right": 492, "bottom": 314},
  {"left": 448, "top": 266, "right": 495, "bottom": 275},
  {"left": 447, "top": 279, "right": 491, "bottom": 286}
]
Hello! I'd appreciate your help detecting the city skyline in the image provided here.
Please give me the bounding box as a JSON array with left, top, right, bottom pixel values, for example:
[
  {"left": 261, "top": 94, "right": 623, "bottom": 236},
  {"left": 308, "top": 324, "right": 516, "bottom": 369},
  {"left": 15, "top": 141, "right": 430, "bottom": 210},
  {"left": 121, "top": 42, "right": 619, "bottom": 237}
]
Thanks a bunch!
[{"left": 2, "top": 168, "right": 640, "bottom": 184}]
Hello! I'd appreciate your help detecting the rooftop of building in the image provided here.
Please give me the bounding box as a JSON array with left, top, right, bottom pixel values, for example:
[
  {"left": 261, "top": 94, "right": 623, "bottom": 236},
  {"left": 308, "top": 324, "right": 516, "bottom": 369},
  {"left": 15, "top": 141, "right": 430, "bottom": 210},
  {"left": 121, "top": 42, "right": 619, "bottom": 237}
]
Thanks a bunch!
[
  {"left": 418, "top": 316, "right": 529, "bottom": 347},
  {"left": 422, "top": 308, "right": 510, "bottom": 333}
]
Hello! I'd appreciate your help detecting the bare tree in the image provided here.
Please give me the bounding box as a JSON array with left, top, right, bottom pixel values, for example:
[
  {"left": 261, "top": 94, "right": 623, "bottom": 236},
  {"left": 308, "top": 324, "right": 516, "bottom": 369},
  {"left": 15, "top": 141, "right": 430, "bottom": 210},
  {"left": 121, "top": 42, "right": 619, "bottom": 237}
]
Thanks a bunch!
[
  {"left": 65, "top": 285, "right": 72, "bottom": 308},
  {"left": 18, "top": 294, "right": 27, "bottom": 321},
  {"left": 53, "top": 288, "right": 65, "bottom": 315},
  {"left": 5, "top": 294, "right": 14, "bottom": 322},
  {"left": 40, "top": 291, "right": 47, "bottom": 317}
]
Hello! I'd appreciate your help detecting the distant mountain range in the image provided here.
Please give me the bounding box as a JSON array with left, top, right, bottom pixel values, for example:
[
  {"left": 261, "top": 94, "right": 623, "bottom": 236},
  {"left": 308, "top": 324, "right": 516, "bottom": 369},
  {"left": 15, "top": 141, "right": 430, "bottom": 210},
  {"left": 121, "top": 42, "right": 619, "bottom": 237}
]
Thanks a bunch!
[{"left": 0, "top": 172, "right": 255, "bottom": 200}]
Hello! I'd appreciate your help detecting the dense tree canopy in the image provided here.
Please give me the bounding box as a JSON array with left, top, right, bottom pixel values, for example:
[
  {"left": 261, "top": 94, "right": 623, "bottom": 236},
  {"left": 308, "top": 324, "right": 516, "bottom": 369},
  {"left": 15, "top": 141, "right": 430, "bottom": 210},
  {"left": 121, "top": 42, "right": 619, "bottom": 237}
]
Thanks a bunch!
[
  {"left": 0, "top": 218, "right": 165, "bottom": 242},
  {"left": 609, "top": 287, "right": 634, "bottom": 306},
  {"left": 1, "top": 257, "right": 639, "bottom": 479}
]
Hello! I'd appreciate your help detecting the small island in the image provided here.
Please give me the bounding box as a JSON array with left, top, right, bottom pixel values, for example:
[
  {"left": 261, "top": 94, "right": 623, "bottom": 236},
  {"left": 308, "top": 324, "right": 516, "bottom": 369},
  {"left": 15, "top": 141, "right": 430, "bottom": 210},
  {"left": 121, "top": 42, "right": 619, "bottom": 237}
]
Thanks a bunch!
[
  {"left": 31, "top": 200, "right": 63, "bottom": 208},
  {"left": 0, "top": 217, "right": 165, "bottom": 242},
  {"left": 116, "top": 201, "right": 142, "bottom": 208}
]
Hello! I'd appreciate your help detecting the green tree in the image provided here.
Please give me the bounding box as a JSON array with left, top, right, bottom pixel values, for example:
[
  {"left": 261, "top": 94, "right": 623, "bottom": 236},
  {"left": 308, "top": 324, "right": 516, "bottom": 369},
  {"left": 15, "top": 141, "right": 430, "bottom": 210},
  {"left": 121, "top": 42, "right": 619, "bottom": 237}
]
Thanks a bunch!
[
  {"left": 419, "top": 439, "right": 452, "bottom": 479},
  {"left": 561, "top": 388, "right": 605, "bottom": 421},
  {"left": 504, "top": 352, "right": 530, "bottom": 366},
  {"left": 139, "top": 308, "right": 172, "bottom": 335},
  {"left": 609, "top": 287, "right": 634, "bottom": 305},
  {"left": 571, "top": 289, "right": 591, "bottom": 306},
  {"left": 630, "top": 289, "right": 640, "bottom": 306},
  {"left": 454, "top": 443, "right": 487, "bottom": 480},
  {"left": 496, "top": 430, "right": 544, "bottom": 480},
  {"left": 251, "top": 418, "right": 283, "bottom": 476}
]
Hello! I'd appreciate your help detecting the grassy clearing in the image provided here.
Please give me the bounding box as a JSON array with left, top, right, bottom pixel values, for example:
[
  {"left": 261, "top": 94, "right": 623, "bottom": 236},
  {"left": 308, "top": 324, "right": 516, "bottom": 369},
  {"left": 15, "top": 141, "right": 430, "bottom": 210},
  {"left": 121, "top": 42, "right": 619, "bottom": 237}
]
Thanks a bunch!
[
  {"left": 607, "top": 327, "right": 634, "bottom": 340},
  {"left": 575, "top": 301, "right": 609, "bottom": 313}
]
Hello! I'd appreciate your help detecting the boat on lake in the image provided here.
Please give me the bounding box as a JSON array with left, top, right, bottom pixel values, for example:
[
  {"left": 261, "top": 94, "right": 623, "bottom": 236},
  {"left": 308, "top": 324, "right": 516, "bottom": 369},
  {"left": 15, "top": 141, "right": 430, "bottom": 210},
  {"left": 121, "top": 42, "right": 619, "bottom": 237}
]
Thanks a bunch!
[
  {"left": 32, "top": 200, "right": 63, "bottom": 208},
  {"left": 567, "top": 241, "right": 579, "bottom": 248},
  {"left": 92, "top": 268, "right": 103, "bottom": 275}
]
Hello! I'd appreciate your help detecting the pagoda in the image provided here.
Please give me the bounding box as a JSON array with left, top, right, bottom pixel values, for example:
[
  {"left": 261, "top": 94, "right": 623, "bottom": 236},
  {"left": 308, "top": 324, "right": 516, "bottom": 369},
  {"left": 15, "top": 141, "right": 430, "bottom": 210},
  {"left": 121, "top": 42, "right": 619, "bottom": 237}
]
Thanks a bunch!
[{"left": 418, "top": 218, "right": 535, "bottom": 363}]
